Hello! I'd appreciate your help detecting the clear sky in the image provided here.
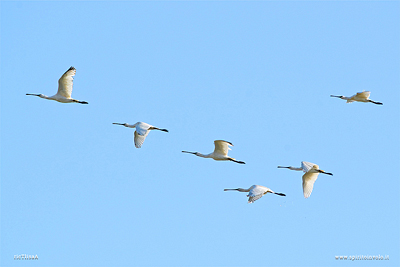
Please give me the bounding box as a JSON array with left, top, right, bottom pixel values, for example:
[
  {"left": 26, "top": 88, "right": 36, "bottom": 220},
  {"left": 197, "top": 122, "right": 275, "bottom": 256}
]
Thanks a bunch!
[{"left": 1, "top": 1, "right": 399, "bottom": 267}]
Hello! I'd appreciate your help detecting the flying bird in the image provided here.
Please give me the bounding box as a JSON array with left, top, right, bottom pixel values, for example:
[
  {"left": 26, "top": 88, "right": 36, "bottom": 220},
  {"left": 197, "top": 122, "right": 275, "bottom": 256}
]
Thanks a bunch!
[
  {"left": 113, "top": 122, "right": 168, "bottom": 148},
  {"left": 224, "top": 185, "right": 286, "bottom": 203},
  {"left": 330, "top": 91, "right": 382, "bottom": 105},
  {"left": 182, "top": 140, "right": 245, "bottom": 164},
  {"left": 26, "top": 66, "right": 88, "bottom": 104},
  {"left": 278, "top": 161, "right": 333, "bottom": 198}
]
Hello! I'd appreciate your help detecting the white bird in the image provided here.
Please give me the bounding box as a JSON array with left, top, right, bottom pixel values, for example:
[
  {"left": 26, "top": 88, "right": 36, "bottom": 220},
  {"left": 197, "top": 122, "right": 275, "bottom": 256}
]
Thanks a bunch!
[
  {"left": 278, "top": 161, "right": 333, "bottom": 198},
  {"left": 224, "top": 185, "right": 286, "bottom": 203},
  {"left": 26, "top": 66, "right": 88, "bottom": 104},
  {"left": 182, "top": 140, "right": 245, "bottom": 164},
  {"left": 113, "top": 122, "right": 168, "bottom": 148},
  {"left": 330, "top": 91, "right": 382, "bottom": 105}
]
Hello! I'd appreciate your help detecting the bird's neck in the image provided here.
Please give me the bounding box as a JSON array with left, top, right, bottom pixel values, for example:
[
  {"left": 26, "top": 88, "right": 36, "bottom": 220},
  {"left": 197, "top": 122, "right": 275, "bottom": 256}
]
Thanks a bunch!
[
  {"left": 196, "top": 152, "right": 212, "bottom": 158},
  {"left": 238, "top": 188, "right": 250, "bottom": 192}
]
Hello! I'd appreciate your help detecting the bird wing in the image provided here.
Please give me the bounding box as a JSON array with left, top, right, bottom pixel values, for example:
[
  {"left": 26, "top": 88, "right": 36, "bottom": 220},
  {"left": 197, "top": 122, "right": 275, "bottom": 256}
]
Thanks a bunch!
[
  {"left": 135, "top": 122, "right": 151, "bottom": 136},
  {"left": 57, "top": 67, "right": 76, "bottom": 98},
  {"left": 134, "top": 130, "right": 149, "bottom": 148},
  {"left": 213, "top": 140, "right": 233, "bottom": 156},
  {"left": 301, "top": 161, "right": 315, "bottom": 173},
  {"left": 355, "top": 91, "right": 370, "bottom": 99},
  {"left": 302, "top": 172, "right": 319, "bottom": 198},
  {"left": 247, "top": 185, "right": 268, "bottom": 203}
]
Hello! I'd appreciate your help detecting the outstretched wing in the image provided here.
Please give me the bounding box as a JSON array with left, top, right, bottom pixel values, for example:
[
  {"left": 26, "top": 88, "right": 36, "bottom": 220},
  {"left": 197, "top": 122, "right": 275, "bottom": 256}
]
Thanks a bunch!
[
  {"left": 134, "top": 130, "right": 149, "bottom": 148},
  {"left": 302, "top": 172, "right": 319, "bottom": 198},
  {"left": 355, "top": 91, "right": 370, "bottom": 99},
  {"left": 247, "top": 185, "right": 268, "bottom": 203},
  {"left": 135, "top": 122, "right": 151, "bottom": 136},
  {"left": 214, "top": 140, "right": 233, "bottom": 156},
  {"left": 301, "top": 161, "right": 316, "bottom": 173},
  {"left": 57, "top": 67, "right": 76, "bottom": 98}
]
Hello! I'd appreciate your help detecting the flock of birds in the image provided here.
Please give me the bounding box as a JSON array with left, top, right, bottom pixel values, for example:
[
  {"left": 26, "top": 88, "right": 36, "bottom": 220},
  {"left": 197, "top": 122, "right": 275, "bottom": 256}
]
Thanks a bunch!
[{"left": 26, "top": 66, "right": 383, "bottom": 203}]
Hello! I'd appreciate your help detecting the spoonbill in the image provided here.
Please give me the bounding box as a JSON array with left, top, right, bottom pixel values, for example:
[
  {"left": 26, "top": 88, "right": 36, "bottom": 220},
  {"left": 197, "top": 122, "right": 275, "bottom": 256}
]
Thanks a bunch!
[
  {"left": 278, "top": 161, "right": 333, "bottom": 198},
  {"left": 182, "top": 140, "right": 245, "bottom": 164},
  {"left": 26, "top": 66, "right": 88, "bottom": 104},
  {"left": 112, "top": 122, "right": 168, "bottom": 148},
  {"left": 330, "top": 91, "right": 382, "bottom": 105},
  {"left": 224, "top": 185, "right": 286, "bottom": 203}
]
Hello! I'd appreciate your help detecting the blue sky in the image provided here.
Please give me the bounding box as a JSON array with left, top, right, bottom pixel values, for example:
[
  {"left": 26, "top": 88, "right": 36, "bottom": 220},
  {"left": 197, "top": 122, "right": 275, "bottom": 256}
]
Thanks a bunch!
[{"left": 1, "top": 1, "right": 399, "bottom": 266}]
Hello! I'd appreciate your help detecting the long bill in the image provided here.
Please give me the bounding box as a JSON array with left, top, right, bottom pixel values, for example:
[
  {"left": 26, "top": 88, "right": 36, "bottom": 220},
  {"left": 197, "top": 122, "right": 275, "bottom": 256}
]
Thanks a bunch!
[
  {"left": 224, "top": 188, "right": 248, "bottom": 192},
  {"left": 182, "top": 151, "right": 196, "bottom": 154},
  {"left": 112, "top": 123, "right": 125, "bottom": 125}
]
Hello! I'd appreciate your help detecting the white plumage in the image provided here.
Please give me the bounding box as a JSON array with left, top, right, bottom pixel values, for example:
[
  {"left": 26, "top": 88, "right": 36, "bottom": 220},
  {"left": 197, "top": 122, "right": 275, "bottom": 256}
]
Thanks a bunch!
[
  {"left": 113, "top": 122, "right": 168, "bottom": 148},
  {"left": 331, "top": 91, "right": 382, "bottom": 105},
  {"left": 182, "top": 140, "right": 245, "bottom": 164},
  {"left": 224, "top": 185, "right": 286, "bottom": 203},
  {"left": 278, "top": 161, "right": 333, "bottom": 198},
  {"left": 26, "top": 67, "right": 88, "bottom": 104}
]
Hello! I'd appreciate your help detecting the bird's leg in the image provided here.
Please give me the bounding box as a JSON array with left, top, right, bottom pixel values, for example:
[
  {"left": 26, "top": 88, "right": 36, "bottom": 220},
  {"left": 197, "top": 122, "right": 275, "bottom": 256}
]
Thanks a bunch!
[
  {"left": 72, "top": 99, "right": 88, "bottom": 104},
  {"left": 318, "top": 170, "right": 333, "bottom": 176},
  {"left": 150, "top": 127, "right": 169, "bottom": 132},
  {"left": 228, "top": 158, "right": 245, "bottom": 164},
  {"left": 368, "top": 100, "right": 383, "bottom": 105}
]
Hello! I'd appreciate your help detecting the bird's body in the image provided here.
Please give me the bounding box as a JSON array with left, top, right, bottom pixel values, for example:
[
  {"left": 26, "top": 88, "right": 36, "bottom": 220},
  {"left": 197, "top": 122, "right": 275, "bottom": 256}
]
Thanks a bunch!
[
  {"left": 224, "top": 185, "right": 286, "bottom": 203},
  {"left": 26, "top": 67, "right": 88, "bottom": 104},
  {"left": 113, "top": 122, "right": 168, "bottom": 148},
  {"left": 278, "top": 161, "right": 333, "bottom": 198},
  {"left": 182, "top": 140, "right": 245, "bottom": 164},
  {"left": 330, "top": 91, "right": 382, "bottom": 105}
]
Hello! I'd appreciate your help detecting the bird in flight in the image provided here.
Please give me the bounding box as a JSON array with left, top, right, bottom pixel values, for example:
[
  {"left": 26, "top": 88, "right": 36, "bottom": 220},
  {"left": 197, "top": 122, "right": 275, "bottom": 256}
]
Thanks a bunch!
[
  {"left": 26, "top": 66, "right": 88, "bottom": 104},
  {"left": 330, "top": 91, "right": 382, "bottom": 105},
  {"left": 278, "top": 161, "right": 333, "bottom": 198},
  {"left": 113, "top": 122, "right": 168, "bottom": 148},
  {"left": 182, "top": 140, "right": 245, "bottom": 164},
  {"left": 224, "top": 185, "right": 286, "bottom": 203}
]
